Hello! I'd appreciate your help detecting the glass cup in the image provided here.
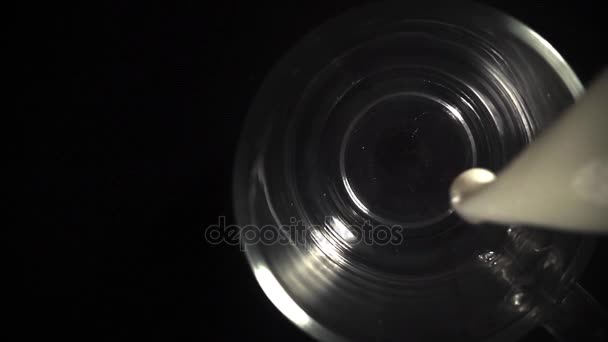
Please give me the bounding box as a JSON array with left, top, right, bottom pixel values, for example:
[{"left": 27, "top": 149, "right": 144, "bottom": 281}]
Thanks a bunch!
[{"left": 233, "top": 2, "right": 606, "bottom": 341}]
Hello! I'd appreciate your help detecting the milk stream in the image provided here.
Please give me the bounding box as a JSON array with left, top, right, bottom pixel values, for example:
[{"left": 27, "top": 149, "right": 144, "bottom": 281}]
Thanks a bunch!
[{"left": 450, "top": 70, "right": 608, "bottom": 233}]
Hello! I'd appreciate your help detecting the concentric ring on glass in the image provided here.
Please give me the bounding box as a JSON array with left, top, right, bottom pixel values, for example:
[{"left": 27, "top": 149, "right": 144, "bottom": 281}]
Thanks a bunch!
[{"left": 233, "top": 2, "right": 594, "bottom": 341}]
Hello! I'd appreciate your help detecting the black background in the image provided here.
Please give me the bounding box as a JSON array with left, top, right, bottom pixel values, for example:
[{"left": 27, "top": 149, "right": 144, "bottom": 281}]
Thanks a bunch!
[{"left": 21, "top": 1, "right": 605, "bottom": 341}]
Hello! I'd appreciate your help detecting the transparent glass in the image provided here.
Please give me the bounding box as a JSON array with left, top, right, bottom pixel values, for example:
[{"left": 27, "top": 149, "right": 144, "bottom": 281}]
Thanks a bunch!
[{"left": 233, "top": 2, "right": 603, "bottom": 341}]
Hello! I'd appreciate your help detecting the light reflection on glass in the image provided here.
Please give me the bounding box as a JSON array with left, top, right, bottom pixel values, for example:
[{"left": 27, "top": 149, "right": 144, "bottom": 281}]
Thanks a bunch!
[
  {"left": 329, "top": 216, "right": 356, "bottom": 243},
  {"left": 254, "top": 265, "right": 311, "bottom": 327}
]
